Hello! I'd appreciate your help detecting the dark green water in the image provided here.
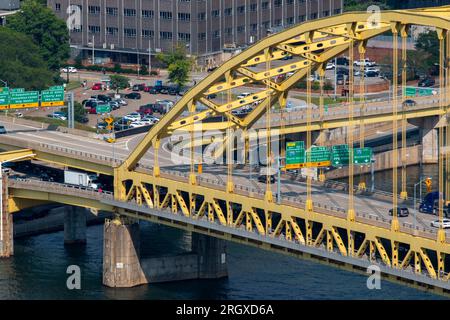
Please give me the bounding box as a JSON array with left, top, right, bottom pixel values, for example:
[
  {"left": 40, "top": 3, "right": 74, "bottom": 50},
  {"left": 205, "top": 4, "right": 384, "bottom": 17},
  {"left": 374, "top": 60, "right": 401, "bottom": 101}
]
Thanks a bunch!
[{"left": 0, "top": 165, "right": 446, "bottom": 300}]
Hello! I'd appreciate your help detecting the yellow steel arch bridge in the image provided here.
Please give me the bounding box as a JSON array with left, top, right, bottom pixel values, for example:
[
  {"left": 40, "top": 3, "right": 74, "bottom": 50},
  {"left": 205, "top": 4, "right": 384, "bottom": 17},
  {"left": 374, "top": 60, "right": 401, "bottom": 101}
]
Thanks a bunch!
[{"left": 3, "top": 5, "right": 450, "bottom": 295}]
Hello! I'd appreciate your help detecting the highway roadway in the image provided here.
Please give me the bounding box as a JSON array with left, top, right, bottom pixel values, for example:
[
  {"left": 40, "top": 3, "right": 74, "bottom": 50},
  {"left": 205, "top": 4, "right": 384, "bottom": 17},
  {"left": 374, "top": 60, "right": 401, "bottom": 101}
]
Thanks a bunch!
[{"left": 1, "top": 118, "right": 448, "bottom": 240}]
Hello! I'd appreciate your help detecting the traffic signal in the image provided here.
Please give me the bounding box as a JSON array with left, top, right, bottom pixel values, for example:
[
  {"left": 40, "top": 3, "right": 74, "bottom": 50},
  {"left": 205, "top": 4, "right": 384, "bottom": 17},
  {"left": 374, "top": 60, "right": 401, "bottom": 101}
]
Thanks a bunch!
[{"left": 425, "top": 178, "right": 432, "bottom": 193}]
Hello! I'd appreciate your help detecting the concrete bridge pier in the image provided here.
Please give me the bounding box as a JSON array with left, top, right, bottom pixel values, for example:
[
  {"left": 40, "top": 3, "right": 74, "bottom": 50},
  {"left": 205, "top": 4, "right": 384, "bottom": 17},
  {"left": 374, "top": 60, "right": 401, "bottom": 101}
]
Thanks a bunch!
[
  {"left": 191, "top": 233, "right": 228, "bottom": 279},
  {"left": 64, "top": 206, "right": 87, "bottom": 245},
  {"left": 0, "top": 175, "right": 13, "bottom": 258},
  {"left": 408, "top": 116, "right": 439, "bottom": 164},
  {"left": 102, "top": 217, "right": 228, "bottom": 288}
]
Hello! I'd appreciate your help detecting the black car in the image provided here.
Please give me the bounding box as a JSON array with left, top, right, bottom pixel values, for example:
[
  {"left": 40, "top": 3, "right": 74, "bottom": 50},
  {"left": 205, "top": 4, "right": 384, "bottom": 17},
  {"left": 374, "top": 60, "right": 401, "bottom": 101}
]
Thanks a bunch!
[
  {"left": 257, "top": 174, "right": 276, "bottom": 184},
  {"left": 403, "top": 99, "right": 417, "bottom": 107},
  {"left": 168, "top": 85, "right": 181, "bottom": 95},
  {"left": 78, "top": 116, "right": 89, "bottom": 124},
  {"left": 365, "top": 71, "right": 379, "bottom": 78},
  {"left": 92, "top": 94, "right": 112, "bottom": 102},
  {"left": 0, "top": 125, "right": 6, "bottom": 134},
  {"left": 132, "top": 84, "right": 146, "bottom": 91},
  {"left": 336, "top": 57, "right": 349, "bottom": 66},
  {"left": 418, "top": 77, "right": 435, "bottom": 87},
  {"left": 159, "top": 86, "right": 169, "bottom": 94},
  {"left": 125, "top": 92, "right": 141, "bottom": 100},
  {"left": 389, "top": 207, "right": 409, "bottom": 217}
]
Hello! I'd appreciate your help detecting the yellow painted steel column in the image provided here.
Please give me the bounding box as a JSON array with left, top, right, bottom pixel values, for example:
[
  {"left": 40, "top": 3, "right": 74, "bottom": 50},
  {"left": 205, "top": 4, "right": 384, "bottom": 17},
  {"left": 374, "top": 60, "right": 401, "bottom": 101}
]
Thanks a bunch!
[
  {"left": 400, "top": 25, "right": 409, "bottom": 200},
  {"left": 390, "top": 23, "right": 400, "bottom": 232},
  {"left": 358, "top": 40, "right": 367, "bottom": 191},
  {"left": 347, "top": 36, "right": 355, "bottom": 222},
  {"left": 264, "top": 48, "right": 273, "bottom": 203},
  {"left": 318, "top": 65, "right": 326, "bottom": 183},
  {"left": 153, "top": 137, "right": 160, "bottom": 178},
  {"left": 189, "top": 100, "right": 197, "bottom": 185},
  {"left": 446, "top": 30, "right": 450, "bottom": 206},
  {"left": 437, "top": 28, "right": 446, "bottom": 244},
  {"left": 305, "top": 61, "right": 313, "bottom": 212},
  {"left": 226, "top": 71, "right": 234, "bottom": 194}
]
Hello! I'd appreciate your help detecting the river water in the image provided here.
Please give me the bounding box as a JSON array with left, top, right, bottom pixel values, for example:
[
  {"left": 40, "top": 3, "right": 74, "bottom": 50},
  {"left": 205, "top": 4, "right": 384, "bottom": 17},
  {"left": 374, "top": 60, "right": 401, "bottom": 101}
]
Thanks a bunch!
[{"left": 0, "top": 165, "right": 446, "bottom": 300}]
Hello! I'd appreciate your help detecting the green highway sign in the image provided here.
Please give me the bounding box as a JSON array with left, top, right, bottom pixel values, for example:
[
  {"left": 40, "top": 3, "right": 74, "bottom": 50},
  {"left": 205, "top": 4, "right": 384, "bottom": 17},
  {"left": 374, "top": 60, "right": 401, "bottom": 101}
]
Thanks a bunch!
[
  {"left": 96, "top": 104, "right": 111, "bottom": 114},
  {"left": 0, "top": 88, "right": 9, "bottom": 108},
  {"left": 404, "top": 87, "right": 416, "bottom": 97},
  {"left": 307, "top": 146, "right": 331, "bottom": 166},
  {"left": 9, "top": 90, "right": 39, "bottom": 108},
  {"left": 285, "top": 141, "right": 305, "bottom": 169},
  {"left": 418, "top": 88, "right": 433, "bottom": 97},
  {"left": 331, "top": 144, "right": 373, "bottom": 166},
  {"left": 41, "top": 88, "right": 65, "bottom": 107},
  {"left": 353, "top": 147, "right": 373, "bottom": 164}
]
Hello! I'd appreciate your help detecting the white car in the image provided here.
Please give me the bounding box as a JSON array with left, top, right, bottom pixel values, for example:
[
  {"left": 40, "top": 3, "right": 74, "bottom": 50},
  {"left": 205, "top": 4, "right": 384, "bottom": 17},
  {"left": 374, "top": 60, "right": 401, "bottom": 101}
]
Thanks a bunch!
[
  {"left": 354, "top": 59, "right": 376, "bottom": 67},
  {"left": 61, "top": 66, "right": 77, "bottom": 73},
  {"left": 365, "top": 67, "right": 380, "bottom": 74},
  {"left": 142, "top": 116, "right": 159, "bottom": 124},
  {"left": 431, "top": 219, "right": 450, "bottom": 229},
  {"left": 325, "top": 62, "right": 335, "bottom": 70},
  {"left": 123, "top": 112, "right": 141, "bottom": 122},
  {"left": 129, "top": 121, "right": 147, "bottom": 128},
  {"left": 237, "top": 92, "right": 252, "bottom": 99}
]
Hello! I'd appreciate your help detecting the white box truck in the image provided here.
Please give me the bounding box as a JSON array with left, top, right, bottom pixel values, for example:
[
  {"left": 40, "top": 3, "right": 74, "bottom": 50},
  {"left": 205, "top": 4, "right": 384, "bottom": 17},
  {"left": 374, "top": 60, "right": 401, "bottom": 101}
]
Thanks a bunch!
[{"left": 64, "top": 170, "right": 100, "bottom": 189}]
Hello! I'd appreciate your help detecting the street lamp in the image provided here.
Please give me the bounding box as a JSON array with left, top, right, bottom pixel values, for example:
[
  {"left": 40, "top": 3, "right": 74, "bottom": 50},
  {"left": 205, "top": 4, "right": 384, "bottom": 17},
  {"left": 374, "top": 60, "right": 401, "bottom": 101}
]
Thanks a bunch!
[{"left": 413, "top": 176, "right": 432, "bottom": 231}]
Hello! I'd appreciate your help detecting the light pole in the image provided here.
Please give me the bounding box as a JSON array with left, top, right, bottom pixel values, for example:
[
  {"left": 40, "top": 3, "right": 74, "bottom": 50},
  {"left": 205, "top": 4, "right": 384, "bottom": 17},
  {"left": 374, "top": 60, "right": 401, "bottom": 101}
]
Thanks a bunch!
[
  {"left": 413, "top": 176, "right": 432, "bottom": 231},
  {"left": 148, "top": 40, "right": 152, "bottom": 77}
]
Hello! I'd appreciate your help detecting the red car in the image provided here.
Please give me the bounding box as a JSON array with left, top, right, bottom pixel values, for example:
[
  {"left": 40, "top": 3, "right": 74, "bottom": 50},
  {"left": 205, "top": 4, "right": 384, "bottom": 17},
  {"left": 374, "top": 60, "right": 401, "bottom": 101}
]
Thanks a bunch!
[
  {"left": 88, "top": 107, "right": 97, "bottom": 114},
  {"left": 137, "top": 104, "right": 154, "bottom": 115},
  {"left": 143, "top": 85, "right": 153, "bottom": 92},
  {"left": 92, "top": 83, "right": 102, "bottom": 90}
]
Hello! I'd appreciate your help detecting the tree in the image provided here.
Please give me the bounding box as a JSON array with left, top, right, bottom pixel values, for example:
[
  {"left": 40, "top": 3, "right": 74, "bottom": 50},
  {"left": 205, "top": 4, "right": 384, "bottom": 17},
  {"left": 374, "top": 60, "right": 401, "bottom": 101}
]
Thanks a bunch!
[
  {"left": 344, "top": 0, "right": 391, "bottom": 12},
  {"left": 62, "top": 102, "right": 86, "bottom": 123},
  {"left": 110, "top": 75, "right": 130, "bottom": 93},
  {"left": 6, "top": 0, "right": 70, "bottom": 71},
  {"left": 415, "top": 30, "right": 439, "bottom": 63},
  {"left": 0, "top": 28, "right": 54, "bottom": 90},
  {"left": 157, "top": 45, "right": 193, "bottom": 87}
]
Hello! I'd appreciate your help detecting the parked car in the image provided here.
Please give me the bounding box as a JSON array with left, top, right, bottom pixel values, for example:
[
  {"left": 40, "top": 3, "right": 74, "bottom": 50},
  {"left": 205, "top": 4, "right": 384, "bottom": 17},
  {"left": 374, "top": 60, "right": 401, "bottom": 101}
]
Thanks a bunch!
[
  {"left": 78, "top": 116, "right": 89, "bottom": 124},
  {"left": 123, "top": 112, "right": 141, "bottom": 122},
  {"left": 138, "top": 104, "right": 155, "bottom": 115},
  {"left": 418, "top": 77, "right": 435, "bottom": 87},
  {"left": 142, "top": 115, "right": 159, "bottom": 124},
  {"left": 326, "top": 62, "right": 335, "bottom": 70},
  {"left": 129, "top": 121, "right": 147, "bottom": 128},
  {"left": 431, "top": 219, "right": 450, "bottom": 229},
  {"left": 168, "top": 85, "right": 181, "bottom": 95},
  {"left": 0, "top": 125, "right": 6, "bottom": 134},
  {"left": 96, "top": 122, "right": 108, "bottom": 130},
  {"left": 91, "top": 83, "right": 103, "bottom": 90},
  {"left": 61, "top": 66, "right": 77, "bottom": 73},
  {"left": 143, "top": 85, "right": 153, "bottom": 92},
  {"left": 109, "top": 101, "right": 120, "bottom": 110},
  {"left": 354, "top": 59, "right": 376, "bottom": 67},
  {"left": 47, "top": 112, "right": 67, "bottom": 121},
  {"left": 125, "top": 92, "right": 141, "bottom": 99},
  {"left": 132, "top": 83, "right": 146, "bottom": 91},
  {"left": 114, "top": 98, "right": 128, "bottom": 106},
  {"left": 364, "top": 71, "right": 379, "bottom": 78},
  {"left": 91, "top": 94, "right": 112, "bottom": 102},
  {"left": 159, "top": 86, "right": 169, "bottom": 94},
  {"left": 84, "top": 99, "right": 99, "bottom": 109},
  {"left": 237, "top": 92, "right": 252, "bottom": 99},
  {"left": 257, "top": 174, "right": 276, "bottom": 184},
  {"left": 388, "top": 207, "right": 410, "bottom": 217}
]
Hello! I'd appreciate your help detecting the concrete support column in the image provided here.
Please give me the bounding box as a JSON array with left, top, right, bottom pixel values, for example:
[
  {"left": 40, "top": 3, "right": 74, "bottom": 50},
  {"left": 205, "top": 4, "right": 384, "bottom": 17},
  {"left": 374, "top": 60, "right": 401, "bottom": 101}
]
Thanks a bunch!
[
  {"left": 64, "top": 206, "right": 87, "bottom": 244},
  {"left": 103, "top": 219, "right": 146, "bottom": 288},
  {"left": 420, "top": 117, "right": 439, "bottom": 164},
  {"left": 0, "top": 176, "right": 13, "bottom": 258},
  {"left": 191, "top": 233, "right": 228, "bottom": 279}
]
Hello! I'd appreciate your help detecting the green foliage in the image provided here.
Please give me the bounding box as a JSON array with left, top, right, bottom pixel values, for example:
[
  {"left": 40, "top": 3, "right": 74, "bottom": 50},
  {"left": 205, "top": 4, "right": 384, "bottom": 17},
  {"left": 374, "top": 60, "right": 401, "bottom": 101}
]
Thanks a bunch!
[
  {"left": 157, "top": 45, "right": 193, "bottom": 87},
  {"left": 415, "top": 30, "right": 439, "bottom": 63},
  {"left": 110, "top": 75, "right": 130, "bottom": 92},
  {"left": 61, "top": 101, "right": 86, "bottom": 122},
  {"left": 140, "top": 65, "right": 148, "bottom": 75},
  {"left": 0, "top": 28, "right": 54, "bottom": 90},
  {"left": 6, "top": 0, "right": 70, "bottom": 71}
]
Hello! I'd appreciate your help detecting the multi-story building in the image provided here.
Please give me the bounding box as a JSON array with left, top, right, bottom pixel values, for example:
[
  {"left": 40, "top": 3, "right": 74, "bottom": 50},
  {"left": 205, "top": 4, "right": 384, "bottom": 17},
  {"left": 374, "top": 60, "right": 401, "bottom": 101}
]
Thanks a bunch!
[
  {"left": 48, "top": 0, "right": 343, "bottom": 66},
  {"left": 393, "top": 0, "right": 450, "bottom": 9}
]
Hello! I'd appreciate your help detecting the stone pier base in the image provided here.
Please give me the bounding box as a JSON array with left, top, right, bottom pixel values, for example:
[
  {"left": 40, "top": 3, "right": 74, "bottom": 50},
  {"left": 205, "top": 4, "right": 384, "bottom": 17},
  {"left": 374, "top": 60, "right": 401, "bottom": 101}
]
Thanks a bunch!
[
  {"left": 0, "top": 176, "right": 13, "bottom": 258},
  {"left": 102, "top": 219, "right": 228, "bottom": 288},
  {"left": 64, "top": 206, "right": 87, "bottom": 244}
]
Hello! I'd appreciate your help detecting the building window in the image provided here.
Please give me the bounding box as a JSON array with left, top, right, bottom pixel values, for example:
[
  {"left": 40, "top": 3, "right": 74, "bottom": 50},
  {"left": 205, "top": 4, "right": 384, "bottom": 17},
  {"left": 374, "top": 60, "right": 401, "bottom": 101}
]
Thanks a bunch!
[
  {"left": 106, "top": 7, "right": 118, "bottom": 16},
  {"left": 274, "top": 19, "right": 282, "bottom": 26},
  {"left": 198, "top": 32, "right": 206, "bottom": 40},
  {"left": 211, "top": 10, "right": 220, "bottom": 17},
  {"left": 178, "top": 12, "right": 190, "bottom": 21},
  {"left": 160, "top": 31, "right": 173, "bottom": 40},
  {"left": 323, "top": 10, "right": 329, "bottom": 17},
  {"left": 124, "top": 9, "right": 136, "bottom": 16},
  {"left": 55, "top": 3, "right": 61, "bottom": 11},
  {"left": 198, "top": 12, "right": 206, "bottom": 20},
  {"left": 286, "top": 0, "right": 294, "bottom": 4},
  {"left": 225, "top": 27, "right": 232, "bottom": 36},
  {"left": 160, "top": 11, "right": 172, "bottom": 20},
  {"left": 224, "top": 8, "right": 232, "bottom": 16},
  {"left": 250, "top": 23, "right": 258, "bottom": 32},
  {"left": 237, "top": 6, "right": 245, "bottom": 14},
  {"left": 298, "top": 15, "right": 305, "bottom": 22},
  {"left": 178, "top": 33, "right": 191, "bottom": 42},
  {"left": 88, "top": 25, "right": 100, "bottom": 33},
  {"left": 249, "top": 3, "right": 257, "bottom": 12},
  {"left": 274, "top": 0, "right": 282, "bottom": 8},
  {"left": 142, "top": 29, "right": 154, "bottom": 38},
  {"left": 262, "top": 2, "right": 269, "bottom": 10},
  {"left": 124, "top": 28, "right": 137, "bottom": 37},
  {"left": 88, "top": 5, "right": 100, "bottom": 15},
  {"left": 237, "top": 25, "right": 245, "bottom": 33},
  {"left": 310, "top": 12, "right": 318, "bottom": 19},
  {"left": 286, "top": 17, "right": 294, "bottom": 25},
  {"left": 213, "top": 30, "right": 220, "bottom": 39},
  {"left": 106, "top": 27, "right": 118, "bottom": 35},
  {"left": 142, "top": 10, "right": 154, "bottom": 18}
]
